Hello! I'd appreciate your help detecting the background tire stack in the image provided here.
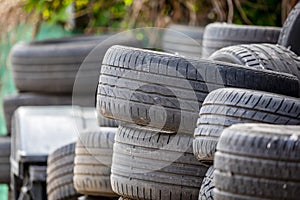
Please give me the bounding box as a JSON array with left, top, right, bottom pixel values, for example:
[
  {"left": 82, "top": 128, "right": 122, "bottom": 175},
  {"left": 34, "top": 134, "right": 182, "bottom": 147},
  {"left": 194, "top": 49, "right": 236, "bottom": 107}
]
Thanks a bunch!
[
  {"left": 162, "top": 24, "right": 204, "bottom": 58},
  {"left": 96, "top": 43, "right": 299, "bottom": 199},
  {"left": 73, "top": 128, "right": 117, "bottom": 198},
  {"left": 193, "top": 3, "right": 300, "bottom": 199},
  {"left": 6, "top": 35, "right": 119, "bottom": 136},
  {"left": 8, "top": 34, "right": 143, "bottom": 199},
  {"left": 202, "top": 23, "right": 281, "bottom": 57}
]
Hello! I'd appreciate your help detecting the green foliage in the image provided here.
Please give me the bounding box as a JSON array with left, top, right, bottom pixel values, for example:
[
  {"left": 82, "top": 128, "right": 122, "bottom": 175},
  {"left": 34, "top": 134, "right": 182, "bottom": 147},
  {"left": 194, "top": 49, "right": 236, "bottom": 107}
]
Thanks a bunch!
[
  {"left": 23, "top": 0, "right": 127, "bottom": 32},
  {"left": 22, "top": 0, "right": 284, "bottom": 32},
  {"left": 232, "top": 0, "right": 281, "bottom": 26},
  {"left": 24, "top": 0, "right": 73, "bottom": 24}
]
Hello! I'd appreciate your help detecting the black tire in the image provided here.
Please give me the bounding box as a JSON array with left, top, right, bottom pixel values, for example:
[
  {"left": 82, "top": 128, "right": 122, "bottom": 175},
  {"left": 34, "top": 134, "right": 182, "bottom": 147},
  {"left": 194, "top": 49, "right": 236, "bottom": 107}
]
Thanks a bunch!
[
  {"left": 162, "top": 24, "right": 204, "bottom": 58},
  {"left": 193, "top": 88, "right": 300, "bottom": 161},
  {"left": 0, "top": 136, "right": 10, "bottom": 184},
  {"left": 278, "top": 2, "right": 300, "bottom": 55},
  {"left": 111, "top": 125, "right": 208, "bottom": 200},
  {"left": 47, "top": 142, "right": 79, "bottom": 200},
  {"left": 214, "top": 124, "right": 300, "bottom": 200},
  {"left": 199, "top": 166, "right": 214, "bottom": 200},
  {"left": 73, "top": 128, "right": 117, "bottom": 197},
  {"left": 202, "top": 22, "right": 281, "bottom": 57},
  {"left": 209, "top": 43, "right": 300, "bottom": 80},
  {"left": 10, "top": 35, "right": 142, "bottom": 94},
  {"left": 3, "top": 93, "right": 117, "bottom": 134},
  {"left": 97, "top": 45, "right": 299, "bottom": 134}
]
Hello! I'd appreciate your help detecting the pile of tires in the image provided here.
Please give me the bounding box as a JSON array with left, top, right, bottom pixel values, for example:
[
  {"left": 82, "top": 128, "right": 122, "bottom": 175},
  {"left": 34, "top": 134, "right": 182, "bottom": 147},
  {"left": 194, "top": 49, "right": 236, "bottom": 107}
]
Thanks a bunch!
[
  {"left": 47, "top": 128, "right": 118, "bottom": 200},
  {"left": 6, "top": 35, "right": 118, "bottom": 135},
  {"left": 94, "top": 2, "right": 300, "bottom": 200},
  {"left": 195, "top": 3, "right": 300, "bottom": 199},
  {"left": 6, "top": 2, "right": 300, "bottom": 199},
  {"left": 6, "top": 33, "right": 143, "bottom": 199}
]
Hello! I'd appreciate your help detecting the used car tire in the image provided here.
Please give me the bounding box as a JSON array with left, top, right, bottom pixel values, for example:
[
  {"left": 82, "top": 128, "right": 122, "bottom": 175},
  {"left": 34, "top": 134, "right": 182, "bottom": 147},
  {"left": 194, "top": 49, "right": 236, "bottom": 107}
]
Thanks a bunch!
[
  {"left": 162, "top": 24, "right": 204, "bottom": 58},
  {"left": 0, "top": 136, "right": 10, "bottom": 184},
  {"left": 278, "top": 2, "right": 300, "bottom": 55},
  {"left": 97, "top": 45, "right": 299, "bottom": 134},
  {"left": 10, "top": 34, "right": 142, "bottom": 94},
  {"left": 193, "top": 88, "right": 300, "bottom": 161},
  {"left": 209, "top": 43, "right": 300, "bottom": 80},
  {"left": 73, "top": 128, "right": 117, "bottom": 197},
  {"left": 111, "top": 125, "right": 209, "bottom": 200},
  {"left": 47, "top": 142, "right": 79, "bottom": 200},
  {"left": 199, "top": 166, "right": 214, "bottom": 200},
  {"left": 214, "top": 124, "right": 300, "bottom": 199},
  {"left": 202, "top": 22, "right": 281, "bottom": 57}
]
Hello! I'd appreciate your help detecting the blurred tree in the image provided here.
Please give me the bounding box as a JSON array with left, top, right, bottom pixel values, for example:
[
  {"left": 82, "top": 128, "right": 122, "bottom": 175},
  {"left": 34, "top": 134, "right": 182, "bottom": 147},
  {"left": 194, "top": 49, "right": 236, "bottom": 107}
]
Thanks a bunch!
[{"left": 22, "top": 0, "right": 298, "bottom": 34}]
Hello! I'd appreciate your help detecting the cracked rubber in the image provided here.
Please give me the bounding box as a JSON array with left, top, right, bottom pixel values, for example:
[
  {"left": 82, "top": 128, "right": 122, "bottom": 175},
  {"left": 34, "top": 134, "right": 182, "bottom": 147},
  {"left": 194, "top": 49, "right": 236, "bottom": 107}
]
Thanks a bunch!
[
  {"left": 47, "top": 142, "right": 79, "bottom": 200},
  {"left": 193, "top": 88, "right": 300, "bottom": 161},
  {"left": 111, "top": 124, "right": 209, "bottom": 200},
  {"left": 73, "top": 128, "right": 117, "bottom": 197},
  {"left": 199, "top": 166, "right": 214, "bottom": 200},
  {"left": 162, "top": 24, "right": 204, "bottom": 58},
  {"left": 214, "top": 124, "right": 300, "bottom": 200},
  {"left": 209, "top": 43, "right": 300, "bottom": 81},
  {"left": 202, "top": 22, "right": 281, "bottom": 57},
  {"left": 278, "top": 2, "right": 300, "bottom": 55},
  {"left": 97, "top": 45, "right": 299, "bottom": 134}
]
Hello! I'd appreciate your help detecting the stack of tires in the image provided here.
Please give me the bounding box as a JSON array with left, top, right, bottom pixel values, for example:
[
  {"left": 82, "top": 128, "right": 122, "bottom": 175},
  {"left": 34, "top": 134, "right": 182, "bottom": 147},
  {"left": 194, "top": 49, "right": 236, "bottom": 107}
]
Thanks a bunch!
[
  {"left": 194, "top": 2, "right": 300, "bottom": 200},
  {"left": 7, "top": 2, "right": 300, "bottom": 199},
  {"left": 94, "top": 2, "right": 300, "bottom": 200},
  {"left": 7, "top": 33, "right": 143, "bottom": 199},
  {"left": 46, "top": 128, "right": 118, "bottom": 200},
  {"left": 6, "top": 35, "right": 124, "bottom": 135}
]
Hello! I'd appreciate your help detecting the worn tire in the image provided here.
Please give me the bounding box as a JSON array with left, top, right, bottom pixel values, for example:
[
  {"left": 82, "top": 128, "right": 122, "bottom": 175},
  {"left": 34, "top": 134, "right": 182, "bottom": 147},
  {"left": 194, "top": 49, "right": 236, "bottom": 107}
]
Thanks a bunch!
[
  {"left": 202, "top": 22, "right": 281, "bottom": 57},
  {"left": 0, "top": 136, "right": 10, "bottom": 184},
  {"left": 97, "top": 45, "right": 299, "bottom": 134},
  {"left": 162, "top": 24, "right": 204, "bottom": 58},
  {"left": 214, "top": 124, "right": 300, "bottom": 200},
  {"left": 209, "top": 43, "right": 300, "bottom": 80},
  {"left": 193, "top": 88, "right": 300, "bottom": 161},
  {"left": 73, "top": 128, "right": 117, "bottom": 197},
  {"left": 10, "top": 34, "right": 142, "bottom": 94},
  {"left": 111, "top": 125, "right": 208, "bottom": 200},
  {"left": 47, "top": 142, "right": 79, "bottom": 200},
  {"left": 3, "top": 93, "right": 117, "bottom": 134},
  {"left": 199, "top": 166, "right": 214, "bottom": 200},
  {"left": 278, "top": 2, "right": 300, "bottom": 55}
]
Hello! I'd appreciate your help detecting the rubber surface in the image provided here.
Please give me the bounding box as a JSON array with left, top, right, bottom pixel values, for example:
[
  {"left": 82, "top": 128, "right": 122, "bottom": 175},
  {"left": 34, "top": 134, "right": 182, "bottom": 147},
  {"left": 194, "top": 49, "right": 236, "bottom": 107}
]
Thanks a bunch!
[
  {"left": 162, "top": 24, "right": 204, "bottom": 58},
  {"left": 73, "top": 128, "right": 117, "bottom": 197},
  {"left": 0, "top": 136, "right": 10, "bottom": 184},
  {"left": 199, "top": 166, "right": 214, "bottom": 200},
  {"left": 214, "top": 124, "right": 300, "bottom": 200},
  {"left": 278, "top": 2, "right": 300, "bottom": 55},
  {"left": 193, "top": 88, "right": 300, "bottom": 161},
  {"left": 97, "top": 45, "right": 299, "bottom": 134},
  {"left": 209, "top": 43, "right": 300, "bottom": 80},
  {"left": 47, "top": 142, "right": 79, "bottom": 200},
  {"left": 202, "top": 22, "right": 281, "bottom": 57},
  {"left": 10, "top": 34, "right": 142, "bottom": 94},
  {"left": 111, "top": 124, "right": 209, "bottom": 200}
]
